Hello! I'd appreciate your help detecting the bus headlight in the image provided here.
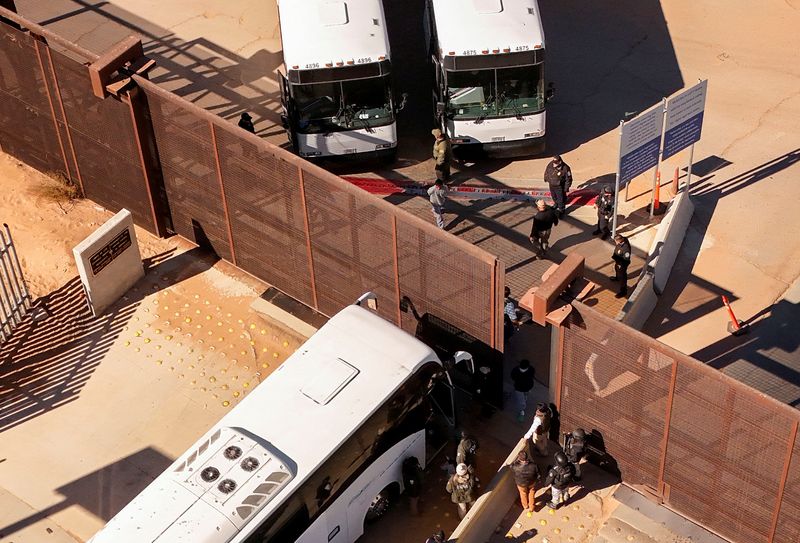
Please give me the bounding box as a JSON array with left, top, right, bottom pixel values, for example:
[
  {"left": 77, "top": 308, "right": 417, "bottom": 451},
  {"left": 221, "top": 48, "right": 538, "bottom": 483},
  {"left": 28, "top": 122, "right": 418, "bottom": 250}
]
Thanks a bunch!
[
  {"left": 375, "top": 143, "right": 395, "bottom": 150},
  {"left": 524, "top": 131, "right": 543, "bottom": 138},
  {"left": 300, "top": 151, "right": 322, "bottom": 157},
  {"left": 450, "top": 138, "right": 470, "bottom": 144}
]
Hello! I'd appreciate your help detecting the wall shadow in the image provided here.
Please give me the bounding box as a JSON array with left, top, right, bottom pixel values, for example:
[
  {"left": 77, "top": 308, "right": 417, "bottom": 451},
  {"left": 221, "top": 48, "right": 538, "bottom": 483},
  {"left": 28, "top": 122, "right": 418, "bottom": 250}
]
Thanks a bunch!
[
  {"left": 0, "top": 247, "right": 216, "bottom": 433},
  {"left": 540, "top": 0, "right": 684, "bottom": 154},
  {"left": 0, "top": 447, "right": 172, "bottom": 538}
]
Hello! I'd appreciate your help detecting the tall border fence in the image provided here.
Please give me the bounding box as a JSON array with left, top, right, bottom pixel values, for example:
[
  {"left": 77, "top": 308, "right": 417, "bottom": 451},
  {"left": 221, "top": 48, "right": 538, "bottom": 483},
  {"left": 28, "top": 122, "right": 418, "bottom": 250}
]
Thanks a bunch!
[
  {"left": 556, "top": 302, "right": 800, "bottom": 543},
  {"left": 0, "top": 9, "right": 503, "bottom": 350}
]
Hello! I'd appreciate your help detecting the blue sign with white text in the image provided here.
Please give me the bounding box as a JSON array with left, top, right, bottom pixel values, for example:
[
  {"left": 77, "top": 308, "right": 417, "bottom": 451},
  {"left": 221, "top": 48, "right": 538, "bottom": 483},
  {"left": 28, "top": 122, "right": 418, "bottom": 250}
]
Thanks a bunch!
[
  {"left": 662, "top": 111, "right": 704, "bottom": 160},
  {"left": 620, "top": 136, "right": 661, "bottom": 183}
]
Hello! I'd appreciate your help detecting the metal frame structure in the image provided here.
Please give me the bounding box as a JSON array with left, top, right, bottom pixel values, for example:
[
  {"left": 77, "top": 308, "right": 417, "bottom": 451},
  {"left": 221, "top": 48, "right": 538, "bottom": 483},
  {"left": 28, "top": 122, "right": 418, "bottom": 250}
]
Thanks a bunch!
[{"left": 0, "top": 224, "right": 31, "bottom": 342}]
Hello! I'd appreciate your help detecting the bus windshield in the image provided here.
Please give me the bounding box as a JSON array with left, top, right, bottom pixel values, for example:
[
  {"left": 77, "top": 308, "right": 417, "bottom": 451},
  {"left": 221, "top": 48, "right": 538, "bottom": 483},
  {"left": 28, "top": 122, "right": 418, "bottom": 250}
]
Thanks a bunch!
[
  {"left": 446, "top": 64, "right": 544, "bottom": 120},
  {"left": 293, "top": 75, "right": 394, "bottom": 134}
]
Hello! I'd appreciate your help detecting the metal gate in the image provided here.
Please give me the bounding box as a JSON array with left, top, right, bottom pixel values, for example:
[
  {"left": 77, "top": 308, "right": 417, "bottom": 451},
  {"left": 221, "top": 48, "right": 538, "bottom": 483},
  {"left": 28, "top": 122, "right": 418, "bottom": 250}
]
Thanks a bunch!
[
  {"left": 556, "top": 302, "right": 800, "bottom": 543},
  {"left": 0, "top": 224, "right": 31, "bottom": 342}
]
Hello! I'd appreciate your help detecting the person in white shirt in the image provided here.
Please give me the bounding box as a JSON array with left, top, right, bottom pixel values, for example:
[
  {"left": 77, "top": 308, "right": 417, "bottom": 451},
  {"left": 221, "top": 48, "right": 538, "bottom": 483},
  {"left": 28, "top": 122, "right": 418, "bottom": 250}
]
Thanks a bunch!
[{"left": 523, "top": 403, "right": 552, "bottom": 456}]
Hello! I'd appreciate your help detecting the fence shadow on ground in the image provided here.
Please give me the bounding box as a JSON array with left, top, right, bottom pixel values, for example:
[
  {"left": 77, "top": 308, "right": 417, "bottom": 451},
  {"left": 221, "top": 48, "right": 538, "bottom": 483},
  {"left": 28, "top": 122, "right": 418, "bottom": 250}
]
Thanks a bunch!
[{"left": 0, "top": 246, "right": 216, "bottom": 433}]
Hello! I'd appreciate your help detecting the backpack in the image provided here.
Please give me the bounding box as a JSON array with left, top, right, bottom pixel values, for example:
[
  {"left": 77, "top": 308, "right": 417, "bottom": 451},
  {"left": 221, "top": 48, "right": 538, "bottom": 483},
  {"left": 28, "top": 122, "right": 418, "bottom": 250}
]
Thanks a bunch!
[{"left": 553, "top": 464, "right": 573, "bottom": 487}]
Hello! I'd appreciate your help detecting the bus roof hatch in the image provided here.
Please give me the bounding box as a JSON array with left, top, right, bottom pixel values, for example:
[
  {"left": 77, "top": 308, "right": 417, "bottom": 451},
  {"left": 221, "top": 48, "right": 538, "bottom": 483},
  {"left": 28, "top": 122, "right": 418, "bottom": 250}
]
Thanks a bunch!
[{"left": 300, "top": 357, "right": 360, "bottom": 405}]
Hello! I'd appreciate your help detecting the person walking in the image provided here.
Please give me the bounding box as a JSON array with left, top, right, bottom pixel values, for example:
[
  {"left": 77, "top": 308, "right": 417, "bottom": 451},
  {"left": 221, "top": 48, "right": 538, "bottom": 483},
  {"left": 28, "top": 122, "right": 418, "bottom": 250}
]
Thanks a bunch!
[
  {"left": 456, "top": 431, "right": 479, "bottom": 470},
  {"left": 238, "top": 112, "right": 255, "bottom": 134},
  {"left": 564, "top": 428, "right": 588, "bottom": 481},
  {"left": 402, "top": 456, "right": 424, "bottom": 515},
  {"left": 529, "top": 199, "right": 559, "bottom": 256},
  {"left": 611, "top": 234, "right": 632, "bottom": 298},
  {"left": 510, "top": 359, "right": 535, "bottom": 422},
  {"left": 427, "top": 179, "right": 448, "bottom": 229},
  {"left": 509, "top": 450, "right": 540, "bottom": 516},
  {"left": 593, "top": 185, "right": 614, "bottom": 239},
  {"left": 432, "top": 128, "right": 452, "bottom": 183},
  {"left": 446, "top": 463, "right": 478, "bottom": 519},
  {"left": 523, "top": 403, "right": 552, "bottom": 456},
  {"left": 504, "top": 286, "right": 522, "bottom": 343},
  {"left": 543, "top": 451, "right": 576, "bottom": 510},
  {"left": 544, "top": 155, "right": 572, "bottom": 216}
]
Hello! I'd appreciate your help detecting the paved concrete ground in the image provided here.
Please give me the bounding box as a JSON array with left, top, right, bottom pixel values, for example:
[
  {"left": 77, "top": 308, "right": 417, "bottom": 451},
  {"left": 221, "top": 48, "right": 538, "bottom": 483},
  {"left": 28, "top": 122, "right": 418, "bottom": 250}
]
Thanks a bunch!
[{"left": 0, "top": 238, "right": 306, "bottom": 543}]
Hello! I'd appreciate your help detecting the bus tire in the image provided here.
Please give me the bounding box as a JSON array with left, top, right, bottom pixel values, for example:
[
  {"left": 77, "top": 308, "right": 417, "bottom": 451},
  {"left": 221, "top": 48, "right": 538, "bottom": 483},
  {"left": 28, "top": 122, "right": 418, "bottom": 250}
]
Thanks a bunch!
[{"left": 364, "top": 483, "right": 398, "bottom": 524}]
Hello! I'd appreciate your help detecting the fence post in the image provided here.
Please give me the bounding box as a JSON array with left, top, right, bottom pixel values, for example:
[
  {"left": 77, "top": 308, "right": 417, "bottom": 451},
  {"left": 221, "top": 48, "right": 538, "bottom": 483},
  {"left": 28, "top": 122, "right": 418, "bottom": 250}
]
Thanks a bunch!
[
  {"left": 554, "top": 325, "right": 565, "bottom": 410},
  {"left": 391, "top": 215, "right": 402, "bottom": 326},
  {"left": 123, "top": 86, "right": 169, "bottom": 237},
  {"left": 32, "top": 38, "right": 71, "bottom": 182},
  {"left": 297, "top": 167, "right": 318, "bottom": 310},
  {"left": 43, "top": 45, "right": 85, "bottom": 196},
  {"left": 490, "top": 259, "right": 498, "bottom": 350},
  {"left": 209, "top": 122, "right": 236, "bottom": 266},
  {"left": 657, "top": 359, "right": 678, "bottom": 501},
  {"left": 768, "top": 420, "right": 798, "bottom": 543}
]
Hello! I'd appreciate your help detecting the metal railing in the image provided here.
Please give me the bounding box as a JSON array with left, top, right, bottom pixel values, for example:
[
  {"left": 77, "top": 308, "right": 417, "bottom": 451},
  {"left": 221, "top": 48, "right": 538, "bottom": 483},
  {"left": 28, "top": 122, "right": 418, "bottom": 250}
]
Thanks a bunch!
[{"left": 0, "top": 224, "right": 31, "bottom": 341}]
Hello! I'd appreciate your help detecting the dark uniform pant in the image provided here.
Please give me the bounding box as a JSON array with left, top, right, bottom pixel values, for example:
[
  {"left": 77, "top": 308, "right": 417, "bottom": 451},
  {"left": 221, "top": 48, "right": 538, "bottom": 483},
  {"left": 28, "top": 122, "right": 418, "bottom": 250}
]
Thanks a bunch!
[
  {"left": 435, "top": 163, "right": 451, "bottom": 182},
  {"left": 598, "top": 213, "right": 611, "bottom": 233},
  {"left": 615, "top": 262, "right": 628, "bottom": 293},
  {"left": 549, "top": 185, "right": 566, "bottom": 213}
]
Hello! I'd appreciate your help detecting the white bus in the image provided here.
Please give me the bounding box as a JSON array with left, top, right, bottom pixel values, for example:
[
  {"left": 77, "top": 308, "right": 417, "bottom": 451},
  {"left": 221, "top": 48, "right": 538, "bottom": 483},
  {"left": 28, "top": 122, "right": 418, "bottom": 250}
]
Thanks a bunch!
[
  {"left": 277, "top": 0, "right": 406, "bottom": 160},
  {"left": 425, "top": 0, "right": 554, "bottom": 157},
  {"left": 89, "top": 295, "right": 469, "bottom": 543}
]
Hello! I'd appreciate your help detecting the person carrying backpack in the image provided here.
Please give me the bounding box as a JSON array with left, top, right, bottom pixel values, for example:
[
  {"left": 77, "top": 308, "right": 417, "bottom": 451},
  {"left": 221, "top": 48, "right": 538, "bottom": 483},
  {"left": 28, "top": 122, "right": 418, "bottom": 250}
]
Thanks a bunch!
[
  {"left": 564, "top": 428, "right": 588, "bottom": 481},
  {"left": 523, "top": 403, "right": 552, "bottom": 456},
  {"left": 456, "top": 431, "right": 479, "bottom": 470},
  {"left": 543, "top": 451, "right": 575, "bottom": 509}
]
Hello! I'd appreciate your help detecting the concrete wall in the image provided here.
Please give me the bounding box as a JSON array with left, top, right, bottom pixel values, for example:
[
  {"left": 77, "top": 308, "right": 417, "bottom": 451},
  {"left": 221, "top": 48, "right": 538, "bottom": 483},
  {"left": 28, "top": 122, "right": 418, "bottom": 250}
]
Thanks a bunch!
[
  {"left": 617, "top": 190, "right": 694, "bottom": 328},
  {"left": 447, "top": 440, "right": 526, "bottom": 543},
  {"left": 73, "top": 209, "right": 144, "bottom": 316}
]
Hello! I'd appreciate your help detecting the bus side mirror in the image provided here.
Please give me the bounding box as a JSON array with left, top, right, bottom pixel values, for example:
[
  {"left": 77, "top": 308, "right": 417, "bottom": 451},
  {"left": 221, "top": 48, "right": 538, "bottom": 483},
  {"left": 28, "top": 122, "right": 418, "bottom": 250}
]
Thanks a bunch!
[
  {"left": 546, "top": 82, "right": 555, "bottom": 102},
  {"left": 396, "top": 92, "right": 409, "bottom": 112},
  {"left": 436, "top": 101, "right": 447, "bottom": 116},
  {"left": 452, "top": 351, "right": 474, "bottom": 374}
]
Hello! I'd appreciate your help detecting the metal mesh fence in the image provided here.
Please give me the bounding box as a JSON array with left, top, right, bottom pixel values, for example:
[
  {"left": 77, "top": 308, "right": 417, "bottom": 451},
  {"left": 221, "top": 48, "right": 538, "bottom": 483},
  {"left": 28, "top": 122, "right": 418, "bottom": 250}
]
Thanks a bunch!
[
  {"left": 559, "top": 302, "right": 800, "bottom": 543},
  {"left": 0, "top": 26, "right": 67, "bottom": 177},
  {"left": 136, "top": 77, "right": 501, "bottom": 348}
]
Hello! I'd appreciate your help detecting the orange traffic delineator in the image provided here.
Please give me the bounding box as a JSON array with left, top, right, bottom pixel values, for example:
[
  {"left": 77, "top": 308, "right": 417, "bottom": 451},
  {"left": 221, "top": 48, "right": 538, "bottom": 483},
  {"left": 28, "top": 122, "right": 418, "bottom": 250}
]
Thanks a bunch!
[
  {"left": 654, "top": 172, "right": 661, "bottom": 210},
  {"left": 722, "top": 295, "right": 749, "bottom": 336},
  {"left": 672, "top": 167, "right": 679, "bottom": 194}
]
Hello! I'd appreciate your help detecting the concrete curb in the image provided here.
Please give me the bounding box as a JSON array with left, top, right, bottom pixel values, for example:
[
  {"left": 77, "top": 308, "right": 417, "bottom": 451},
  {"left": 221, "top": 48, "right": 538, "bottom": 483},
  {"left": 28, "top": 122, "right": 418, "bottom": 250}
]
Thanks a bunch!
[{"left": 617, "top": 189, "right": 695, "bottom": 328}]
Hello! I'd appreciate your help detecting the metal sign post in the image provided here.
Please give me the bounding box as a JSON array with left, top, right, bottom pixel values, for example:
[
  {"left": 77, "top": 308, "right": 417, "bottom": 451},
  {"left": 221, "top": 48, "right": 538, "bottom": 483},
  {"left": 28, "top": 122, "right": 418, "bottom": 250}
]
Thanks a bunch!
[
  {"left": 649, "top": 98, "right": 667, "bottom": 219},
  {"left": 614, "top": 106, "right": 664, "bottom": 237},
  {"left": 611, "top": 121, "right": 624, "bottom": 237}
]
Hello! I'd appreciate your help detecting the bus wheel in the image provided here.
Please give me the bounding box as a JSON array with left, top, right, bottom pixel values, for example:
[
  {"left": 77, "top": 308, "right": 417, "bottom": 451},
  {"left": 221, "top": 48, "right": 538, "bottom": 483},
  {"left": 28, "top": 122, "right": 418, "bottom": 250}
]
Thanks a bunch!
[{"left": 365, "top": 485, "right": 395, "bottom": 523}]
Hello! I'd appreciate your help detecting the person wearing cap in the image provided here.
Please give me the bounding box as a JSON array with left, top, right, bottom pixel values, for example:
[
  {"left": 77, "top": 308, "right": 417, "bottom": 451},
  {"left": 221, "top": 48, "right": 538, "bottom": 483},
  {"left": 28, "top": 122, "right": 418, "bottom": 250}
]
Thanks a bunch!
[
  {"left": 523, "top": 403, "right": 552, "bottom": 456},
  {"left": 238, "top": 112, "right": 255, "bottom": 134},
  {"left": 427, "top": 178, "right": 448, "bottom": 229},
  {"left": 593, "top": 185, "right": 614, "bottom": 239},
  {"left": 611, "top": 234, "right": 632, "bottom": 298},
  {"left": 446, "top": 463, "right": 478, "bottom": 519},
  {"left": 544, "top": 155, "right": 573, "bottom": 216},
  {"left": 528, "top": 199, "right": 559, "bottom": 256},
  {"left": 456, "top": 431, "right": 479, "bottom": 470},
  {"left": 431, "top": 128, "right": 452, "bottom": 183},
  {"left": 509, "top": 450, "right": 540, "bottom": 515}
]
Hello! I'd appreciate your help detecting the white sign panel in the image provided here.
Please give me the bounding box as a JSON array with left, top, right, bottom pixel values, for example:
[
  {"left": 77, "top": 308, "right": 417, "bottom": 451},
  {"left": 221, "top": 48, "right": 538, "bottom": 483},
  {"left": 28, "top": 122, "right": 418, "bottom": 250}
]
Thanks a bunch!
[
  {"left": 619, "top": 106, "right": 664, "bottom": 183},
  {"left": 662, "top": 80, "right": 707, "bottom": 160}
]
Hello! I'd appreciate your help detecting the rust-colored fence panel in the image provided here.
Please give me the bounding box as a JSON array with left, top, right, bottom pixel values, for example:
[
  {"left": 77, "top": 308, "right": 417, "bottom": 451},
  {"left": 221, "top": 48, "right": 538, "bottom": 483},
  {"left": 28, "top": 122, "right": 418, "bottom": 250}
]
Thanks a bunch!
[
  {"left": 0, "top": 25, "right": 67, "bottom": 177},
  {"left": 134, "top": 77, "right": 501, "bottom": 347},
  {"left": 559, "top": 305, "right": 670, "bottom": 490},
  {"left": 773, "top": 428, "right": 800, "bottom": 543},
  {"left": 46, "top": 48, "right": 156, "bottom": 232},
  {"left": 143, "top": 86, "right": 232, "bottom": 261},
  {"left": 558, "top": 301, "right": 800, "bottom": 543},
  {"left": 664, "top": 361, "right": 796, "bottom": 542}
]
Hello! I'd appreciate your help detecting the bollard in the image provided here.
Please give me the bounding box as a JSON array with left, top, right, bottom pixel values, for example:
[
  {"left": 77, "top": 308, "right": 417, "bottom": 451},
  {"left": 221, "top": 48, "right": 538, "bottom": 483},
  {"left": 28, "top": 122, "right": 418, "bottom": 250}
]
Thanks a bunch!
[
  {"left": 672, "top": 167, "right": 679, "bottom": 195},
  {"left": 654, "top": 172, "right": 661, "bottom": 210},
  {"left": 721, "top": 295, "right": 749, "bottom": 336}
]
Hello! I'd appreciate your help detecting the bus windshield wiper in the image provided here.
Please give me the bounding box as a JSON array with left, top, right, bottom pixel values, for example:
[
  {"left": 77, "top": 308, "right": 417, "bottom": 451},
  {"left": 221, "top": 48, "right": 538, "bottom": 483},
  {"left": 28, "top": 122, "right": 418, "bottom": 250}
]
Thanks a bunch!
[
  {"left": 350, "top": 105, "right": 376, "bottom": 133},
  {"left": 499, "top": 92, "right": 524, "bottom": 120},
  {"left": 475, "top": 94, "right": 495, "bottom": 124}
]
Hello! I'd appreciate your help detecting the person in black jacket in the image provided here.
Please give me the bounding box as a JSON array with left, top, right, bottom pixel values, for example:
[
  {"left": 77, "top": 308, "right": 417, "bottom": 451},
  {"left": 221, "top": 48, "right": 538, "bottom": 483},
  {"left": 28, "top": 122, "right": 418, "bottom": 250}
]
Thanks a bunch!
[
  {"left": 510, "top": 359, "right": 535, "bottom": 422},
  {"left": 509, "top": 450, "right": 540, "bottom": 515},
  {"left": 544, "top": 155, "right": 572, "bottom": 216},
  {"left": 238, "top": 112, "right": 255, "bottom": 133},
  {"left": 402, "top": 456, "right": 423, "bottom": 515},
  {"left": 564, "top": 428, "right": 587, "bottom": 480},
  {"left": 529, "top": 199, "right": 559, "bottom": 256},
  {"left": 544, "top": 451, "right": 575, "bottom": 509},
  {"left": 610, "top": 234, "right": 632, "bottom": 298},
  {"left": 593, "top": 185, "right": 614, "bottom": 239}
]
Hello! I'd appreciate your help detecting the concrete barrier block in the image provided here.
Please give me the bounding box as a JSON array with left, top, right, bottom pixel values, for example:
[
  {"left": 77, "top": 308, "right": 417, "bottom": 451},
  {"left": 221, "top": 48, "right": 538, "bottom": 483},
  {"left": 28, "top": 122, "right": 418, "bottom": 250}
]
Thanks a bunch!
[
  {"left": 617, "top": 272, "right": 658, "bottom": 329},
  {"left": 73, "top": 209, "right": 144, "bottom": 316}
]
